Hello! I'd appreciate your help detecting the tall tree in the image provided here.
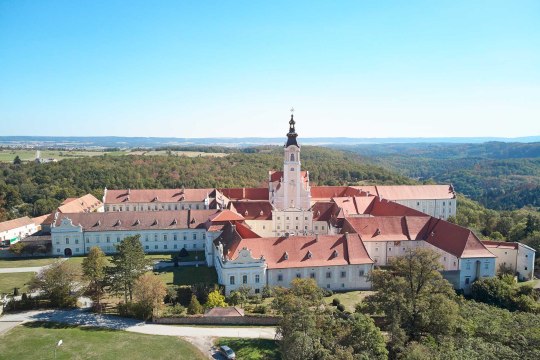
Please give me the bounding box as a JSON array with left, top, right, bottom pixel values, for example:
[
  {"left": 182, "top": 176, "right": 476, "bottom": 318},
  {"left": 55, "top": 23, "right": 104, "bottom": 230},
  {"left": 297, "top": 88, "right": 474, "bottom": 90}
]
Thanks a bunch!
[
  {"left": 364, "top": 248, "right": 459, "bottom": 355},
  {"left": 204, "top": 289, "right": 227, "bottom": 308},
  {"left": 13, "top": 155, "right": 22, "bottom": 165},
  {"left": 108, "top": 235, "right": 150, "bottom": 302},
  {"left": 133, "top": 273, "right": 167, "bottom": 320},
  {"left": 82, "top": 246, "right": 108, "bottom": 312},
  {"left": 30, "top": 260, "right": 80, "bottom": 308}
]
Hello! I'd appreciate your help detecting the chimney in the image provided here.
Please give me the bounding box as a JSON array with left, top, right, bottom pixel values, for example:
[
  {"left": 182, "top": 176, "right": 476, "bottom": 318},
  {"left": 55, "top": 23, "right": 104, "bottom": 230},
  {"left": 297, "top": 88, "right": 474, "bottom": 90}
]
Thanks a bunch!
[
  {"left": 315, "top": 234, "right": 319, "bottom": 242},
  {"left": 187, "top": 208, "right": 191, "bottom": 228}
]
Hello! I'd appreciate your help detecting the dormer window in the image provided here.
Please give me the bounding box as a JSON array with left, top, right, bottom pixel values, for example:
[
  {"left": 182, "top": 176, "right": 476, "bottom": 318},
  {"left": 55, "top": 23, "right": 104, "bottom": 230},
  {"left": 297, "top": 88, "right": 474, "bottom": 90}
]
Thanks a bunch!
[
  {"left": 332, "top": 250, "right": 339, "bottom": 258},
  {"left": 171, "top": 218, "right": 177, "bottom": 225},
  {"left": 284, "top": 252, "right": 289, "bottom": 260},
  {"left": 259, "top": 210, "right": 264, "bottom": 216},
  {"left": 114, "top": 220, "right": 121, "bottom": 227},
  {"left": 375, "top": 228, "right": 381, "bottom": 235},
  {"left": 244, "top": 210, "right": 249, "bottom": 216},
  {"left": 152, "top": 219, "right": 158, "bottom": 226},
  {"left": 133, "top": 219, "right": 140, "bottom": 226},
  {"left": 306, "top": 251, "right": 312, "bottom": 259},
  {"left": 94, "top": 220, "right": 101, "bottom": 227}
]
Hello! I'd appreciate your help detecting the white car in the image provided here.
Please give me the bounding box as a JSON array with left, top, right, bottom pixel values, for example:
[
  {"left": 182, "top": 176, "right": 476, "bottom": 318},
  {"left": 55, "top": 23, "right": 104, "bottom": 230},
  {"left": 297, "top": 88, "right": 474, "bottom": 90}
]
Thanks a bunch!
[{"left": 219, "top": 345, "right": 236, "bottom": 359}]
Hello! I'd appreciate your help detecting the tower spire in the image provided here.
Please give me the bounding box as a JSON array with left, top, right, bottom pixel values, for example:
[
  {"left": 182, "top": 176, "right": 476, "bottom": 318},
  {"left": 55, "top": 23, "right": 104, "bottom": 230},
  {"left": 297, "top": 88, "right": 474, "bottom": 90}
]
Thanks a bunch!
[{"left": 285, "top": 108, "right": 298, "bottom": 147}]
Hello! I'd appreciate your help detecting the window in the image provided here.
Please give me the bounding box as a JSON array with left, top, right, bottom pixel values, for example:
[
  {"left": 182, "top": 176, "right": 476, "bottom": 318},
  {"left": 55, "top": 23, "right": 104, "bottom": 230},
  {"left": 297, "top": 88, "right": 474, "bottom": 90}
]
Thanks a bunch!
[
  {"left": 290, "top": 167, "right": 294, "bottom": 171},
  {"left": 310, "top": 273, "right": 315, "bottom": 279},
  {"left": 174, "top": 244, "right": 178, "bottom": 249},
  {"left": 145, "top": 235, "right": 149, "bottom": 242},
  {"left": 296, "top": 273, "right": 301, "bottom": 278},
  {"left": 304, "top": 225, "right": 308, "bottom": 230},
  {"left": 57, "top": 249, "right": 60, "bottom": 253},
  {"left": 290, "top": 153, "right": 294, "bottom": 161},
  {"left": 154, "top": 234, "right": 158, "bottom": 241},
  {"left": 65, "top": 237, "right": 69, "bottom": 244},
  {"left": 326, "top": 272, "right": 332, "bottom": 279},
  {"left": 243, "top": 275, "right": 248, "bottom": 284},
  {"left": 193, "top": 233, "right": 197, "bottom": 240},
  {"left": 525, "top": 254, "right": 529, "bottom": 258},
  {"left": 417, "top": 202, "right": 420, "bottom": 206},
  {"left": 484, "top": 262, "right": 489, "bottom": 270},
  {"left": 255, "top": 275, "right": 260, "bottom": 283},
  {"left": 286, "top": 217, "right": 289, "bottom": 220},
  {"left": 230, "top": 276, "right": 235, "bottom": 285},
  {"left": 85, "top": 237, "right": 89, "bottom": 243},
  {"left": 203, "top": 233, "right": 206, "bottom": 240},
  {"left": 525, "top": 266, "right": 528, "bottom": 270},
  {"left": 174, "top": 234, "right": 177, "bottom": 241},
  {"left": 75, "top": 239, "right": 79, "bottom": 244},
  {"left": 375, "top": 247, "right": 379, "bottom": 252},
  {"left": 315, "top": 226, "right": 318, "bottom": 230},
  {"left": 465, "top": 277, "right": 470, "bottom": 285},
  {"left": 164, "top": 245, "right": 168, "bottom": 250},
  {"left": 116, "top": 236, "right": 120, "bottom": 243},
  {"left": 321, "top": 226, "right": 325, "bottom": 230},
  {"left": 164, "top": 234, "right": 167, "bottom": 241},
  {"left": 277, "top": 217, "right": 280, "bottom": 220},
  {"left": 388, "top": 247, "right": 392, "bottom": 252},
  {"left": 295, "top": 217, "right": 298, "bottom": 220},
  {"left": 466, "top": 262, "right": 471, "bottom": 270},
  {"left": 304, "top": 217, "right": 308, "bottom": 220},
  {"left": 341, "top": 271, "right": 346, "bottom": 278},
  {"left": 154, "top": 245, "right": 158, "bottom": 249},
  {"left": 193, "top": 244, "right": 196, "bottom": 249},
  {"left": 359, "top": 270, "right": 365, "bottom": 276},
  {"left": 107, "top": 236, "right": 111, "bottom": 243},
  {"left": 255, "top": 288, "right": 260, "bottom": 294},
  {"left": 277, "top": 274, "right": 283, "bottom": 281},
  {"left": 183, "top": 234, "right": 187, "bottom": 240}
]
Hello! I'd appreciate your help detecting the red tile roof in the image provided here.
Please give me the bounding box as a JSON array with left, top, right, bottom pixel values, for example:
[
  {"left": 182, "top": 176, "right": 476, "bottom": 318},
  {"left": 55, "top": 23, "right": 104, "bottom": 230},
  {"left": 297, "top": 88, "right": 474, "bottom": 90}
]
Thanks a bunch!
[
  {"left": 209, "top": 210, "right": 245, "bottom": 222},
  {"left": 310, "top": 186, "right": 364, "bottom": 201},
  {"left": 226, "top": 233, "right": 373, "bottom": 269},
  {"left": 228, "top": 201, "right": 273, "bottom": 220},
  {"left": 375, "top": 185, "right": 455, "bottom": 201},
  {"left": 481, "top": 240, "right": 519, "bottom": 250},
  {"left": 219, "top": 188, "right": 269, "bottom": 201},
  {"left": 105, "top": 189, "right": 214, "bottom": 204},
  {"left": 0, "top": 216, "right": 35, "bottom": 233},
  {"left": 54, "top": 210, "right": 218, "bottom": 231},
  {"left": 344, "top": 216, "right": 430, "bottom": 241},
  {"left": 58, "top": 194, "right": 103, "bottom": 213}
]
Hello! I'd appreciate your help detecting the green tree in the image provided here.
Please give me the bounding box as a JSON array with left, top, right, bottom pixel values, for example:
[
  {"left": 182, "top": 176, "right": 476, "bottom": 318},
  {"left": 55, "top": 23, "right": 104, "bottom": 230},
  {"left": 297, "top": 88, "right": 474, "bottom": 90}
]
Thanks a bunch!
[
  {"left": 9, "top": 242, "right": 26, "bottom": 255},
  {"left": 133, "top": 273, "right": 167, "bottom": 320},
  {"left": 13, "top": 155, "right": 22, "bottom": 165},
  {"left": 30, "top": 260, "right": 80, "bottom": 308},
  {"left": 187, "top": 294, "right": 203, "bottom": 314},
  {"left": 364, "top": 248, "right": 459, "bottom": 354},
  {"left": 205, "top": 289, "right": 227, "bottom": 308},
  {"left": 108, "top": 235, "right": 150, "bottom": 302},
  {"left": 82, "top": 246, "right": 108, "bottom": 312}
]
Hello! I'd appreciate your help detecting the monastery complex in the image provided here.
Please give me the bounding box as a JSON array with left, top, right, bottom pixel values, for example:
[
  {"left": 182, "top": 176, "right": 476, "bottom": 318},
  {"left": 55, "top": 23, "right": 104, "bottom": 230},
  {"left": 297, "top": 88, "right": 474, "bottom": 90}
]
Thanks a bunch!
[{"left": 8, "top": 115, "right": 534, "bottom": 295}]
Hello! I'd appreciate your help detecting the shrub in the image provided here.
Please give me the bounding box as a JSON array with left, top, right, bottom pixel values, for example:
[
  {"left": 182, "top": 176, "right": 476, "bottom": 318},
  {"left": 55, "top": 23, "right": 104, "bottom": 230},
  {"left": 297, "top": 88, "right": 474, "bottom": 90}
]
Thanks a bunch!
[
  {"left": 337, "top": 304, "right": 346, "bottom": 312},
  {"left": 178, "top": 248, "right": 189, "bottom": 258},
  {"left": 176, "top": 286, "right": 193, "bottom": 307},
  {"left": 164, "top": 304, "right": 186, "bottom": 317},
  {"left": 187, "top": 295, "right": 203, "bottom": 315},
  {"left": 332, "top": 298, "right": 341, "bottom": 306},
  {"left": 252, "top": 304, "right": 267, "bottom": 314},
  {"left": 321, "top": 288, "right": 333, "bottom": 297}
]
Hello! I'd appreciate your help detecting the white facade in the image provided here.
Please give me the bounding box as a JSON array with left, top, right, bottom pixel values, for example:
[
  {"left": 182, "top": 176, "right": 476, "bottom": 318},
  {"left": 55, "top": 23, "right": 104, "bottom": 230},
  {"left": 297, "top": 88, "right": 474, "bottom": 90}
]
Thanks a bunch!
[
  {"left": 52, "top": 217, "right": 207, "bottom": 256},
  {"left": 104, "top": 201, "right": 209, "bottom": 212},
  {"left": 486, "top": 242, "right": 536, "bottom": 281},
  {"left": 396, "top": 199, "right": 456, "bottom": 220},
  {"left": 0, "top": 217, "right": 39, "bottom": 245}
]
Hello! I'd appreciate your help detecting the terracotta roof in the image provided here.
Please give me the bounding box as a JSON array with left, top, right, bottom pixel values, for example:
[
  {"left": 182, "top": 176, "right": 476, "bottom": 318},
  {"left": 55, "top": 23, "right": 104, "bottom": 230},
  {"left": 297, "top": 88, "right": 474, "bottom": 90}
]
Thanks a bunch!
[
  {"left": 311, "top": 186, "right": 364, "bottom": 201},
  {"left": 424, "top": 219, "right": 495, "bottom": 258},
  {"left": 369, "top": 198, "right": 427, "bottom": 217},
  {"left": 58, "top": 194, "right": 103, "bottom": 213},
  {"left": 481, "top": 240, "right": 519, "bottom": 250},
  {"left": 228, "top": 201, "right": 273, "bottom": 220},
  {"left": 375, "top": 185, "right": 455, "bottom": 201},
  {"left": 0, "top": 216, "right": 35, "bottom": 233},
  {"left": 235, "top": 222, "right": 262, "bottom": 239},
  {"left": 32, "top": 214, "right": 51, "bottom": 226},
  {"left": 208, "top": 210, "right": 245, "bottom": 222},
  {"left": 204, "top": 306, "right": 245, "bottom": 317},
  {"left": 219, "top": 188, "right": 269, "bottom": 201},
  {"left": 311, "top": 202, "right": 339, "bottom": 221},
  {"left": 344, "top": 216, "right": 431, "bottom": 241},
  {"left": 227, "top": 233, "right": 373, "bottom": 269},
  {"left": 53, "top": 210, "right": 218, "bottom": 232},
  {"left": 105, "top": 188, "right": 215, "bottom": 204}
]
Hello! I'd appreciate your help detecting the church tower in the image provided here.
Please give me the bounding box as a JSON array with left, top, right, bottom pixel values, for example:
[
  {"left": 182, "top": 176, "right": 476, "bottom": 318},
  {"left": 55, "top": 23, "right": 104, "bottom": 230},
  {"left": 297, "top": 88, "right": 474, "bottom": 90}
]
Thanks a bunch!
[{"left": 281, "top": 113, "right": 310, "bottom": 210}]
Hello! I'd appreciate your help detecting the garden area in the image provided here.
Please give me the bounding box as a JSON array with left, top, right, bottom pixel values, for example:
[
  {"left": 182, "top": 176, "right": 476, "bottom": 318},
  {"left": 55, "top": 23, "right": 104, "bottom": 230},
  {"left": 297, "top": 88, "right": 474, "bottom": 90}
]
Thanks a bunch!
[{"left": 216, "top": 338, "right": 280, "bottom": 360}]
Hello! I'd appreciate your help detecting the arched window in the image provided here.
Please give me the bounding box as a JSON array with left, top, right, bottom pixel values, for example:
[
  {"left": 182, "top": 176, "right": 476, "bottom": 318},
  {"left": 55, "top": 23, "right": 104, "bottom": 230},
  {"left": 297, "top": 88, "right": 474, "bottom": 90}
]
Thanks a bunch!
[{"left": 290, "top": 153, "right": 295, "bottom": 161}]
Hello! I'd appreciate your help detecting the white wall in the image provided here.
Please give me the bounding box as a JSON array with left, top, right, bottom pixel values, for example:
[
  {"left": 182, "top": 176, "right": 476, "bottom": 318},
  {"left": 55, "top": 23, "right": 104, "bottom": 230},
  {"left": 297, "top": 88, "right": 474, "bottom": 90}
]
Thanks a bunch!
[{"left": 396, "top": 199, "right": 456, "bottom": 220}]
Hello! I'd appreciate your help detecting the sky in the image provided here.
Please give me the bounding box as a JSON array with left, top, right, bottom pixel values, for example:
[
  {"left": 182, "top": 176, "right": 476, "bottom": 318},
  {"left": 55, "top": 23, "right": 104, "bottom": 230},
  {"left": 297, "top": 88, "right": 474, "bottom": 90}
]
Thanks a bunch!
[{"left": 1, "top": 0, "right": 539, "bottom": 138}]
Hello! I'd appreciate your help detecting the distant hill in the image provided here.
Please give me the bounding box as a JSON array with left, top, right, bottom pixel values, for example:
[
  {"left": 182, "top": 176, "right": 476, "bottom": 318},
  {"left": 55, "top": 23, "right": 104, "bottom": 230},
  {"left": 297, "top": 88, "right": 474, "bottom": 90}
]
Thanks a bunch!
[
  {"left": 336, "top": 142, "right": 540, "bottom": 210},
  {"left": 1, "top": 136, "right": 539, "bottom": 149}
]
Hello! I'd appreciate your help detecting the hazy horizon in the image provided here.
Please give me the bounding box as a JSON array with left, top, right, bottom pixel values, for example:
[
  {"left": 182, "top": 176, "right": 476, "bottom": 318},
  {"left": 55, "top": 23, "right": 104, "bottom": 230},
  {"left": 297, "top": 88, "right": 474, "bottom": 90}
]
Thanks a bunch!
[{"left": 1, "top": 1, "right": 539, "bottom": 138}]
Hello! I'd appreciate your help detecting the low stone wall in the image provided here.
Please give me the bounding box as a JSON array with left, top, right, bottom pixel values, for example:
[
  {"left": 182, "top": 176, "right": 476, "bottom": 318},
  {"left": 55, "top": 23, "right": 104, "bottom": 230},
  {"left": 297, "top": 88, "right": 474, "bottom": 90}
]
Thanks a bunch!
[{"left": 153, "top": 315, "right": 280, "bottom": 326}]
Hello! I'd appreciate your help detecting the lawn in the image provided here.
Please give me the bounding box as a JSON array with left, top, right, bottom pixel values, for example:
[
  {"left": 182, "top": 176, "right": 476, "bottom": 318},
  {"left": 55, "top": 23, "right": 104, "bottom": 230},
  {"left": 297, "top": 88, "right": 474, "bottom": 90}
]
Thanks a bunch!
[
  {"left": 324, "top": 291, "right": 374, "bottom": 312},
  {"left": 215, "top": 338, "right": 280, "bottom": 360},
  {"left": 0, "top": 257, "right": 58, "bottom": 268},
  {"left": 156, "top": 266, "right": 218, "bottom": 286},
  {"left": 0, "top": 272, "right": 35, "bottom": 294},
  {"left": 0, "top": 321, "right": 207, "bottom": 360}
]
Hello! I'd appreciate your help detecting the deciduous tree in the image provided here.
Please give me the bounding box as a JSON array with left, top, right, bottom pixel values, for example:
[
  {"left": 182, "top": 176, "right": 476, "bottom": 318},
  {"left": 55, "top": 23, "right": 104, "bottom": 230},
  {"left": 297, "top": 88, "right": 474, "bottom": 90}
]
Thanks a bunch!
[
  {"left": 133, "top": 273, "right": 167, "bottom": 320},
  {"left": 31, "top": 260, "right": 80, "bottom": 308},
  {"left": 82, "top": 246, "right": 108, "bottom": 312}
]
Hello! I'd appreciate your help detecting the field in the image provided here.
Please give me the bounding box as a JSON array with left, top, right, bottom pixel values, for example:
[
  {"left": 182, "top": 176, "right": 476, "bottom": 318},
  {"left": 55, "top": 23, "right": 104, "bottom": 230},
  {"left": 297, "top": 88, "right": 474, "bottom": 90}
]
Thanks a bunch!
[
  {"left": 215, "top": 338, "right": 280, "bottom": 360},
  {"left": 0, "top": 272, "right": 35, "bottom": 294},
  {"left": 324, "top": 290, "right": 375, "bottom": 312},
  {"left": 0, "top": 321, "right": 206, "bottom": 360},
  {"left": 156, "top": 266, "right": 218, "bottom": 286},
  {"left": 0, "top": 149, "right": 227, "bottom": 163}
]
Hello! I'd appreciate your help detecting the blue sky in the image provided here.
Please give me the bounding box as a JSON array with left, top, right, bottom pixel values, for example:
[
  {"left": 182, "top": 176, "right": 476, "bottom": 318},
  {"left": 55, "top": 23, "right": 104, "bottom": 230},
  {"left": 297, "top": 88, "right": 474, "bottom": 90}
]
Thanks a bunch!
[{"left": 1, "top": 1, "right": 539, "bottom": 138}]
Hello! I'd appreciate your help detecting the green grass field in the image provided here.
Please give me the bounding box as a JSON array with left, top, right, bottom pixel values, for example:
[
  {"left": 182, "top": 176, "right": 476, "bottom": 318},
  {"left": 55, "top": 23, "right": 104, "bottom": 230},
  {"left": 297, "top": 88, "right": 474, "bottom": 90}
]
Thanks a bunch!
[
  {"left": 0, "top": 272, "right": 35, "bottom": 294},
  {"left": 0, "top": 322, "right": 206, "bottom": 360},
  {"left": 156, "top": 266, "right": 218, "bottom": 286},
  {"left": 215, "top": 338, "right": 280, "bottom": 360},
  {"left": 324, "top": 290, "right": 375, "bottom": 312},
  {"left": 0, "top": 257, "right": 58, "bottom": 268}
]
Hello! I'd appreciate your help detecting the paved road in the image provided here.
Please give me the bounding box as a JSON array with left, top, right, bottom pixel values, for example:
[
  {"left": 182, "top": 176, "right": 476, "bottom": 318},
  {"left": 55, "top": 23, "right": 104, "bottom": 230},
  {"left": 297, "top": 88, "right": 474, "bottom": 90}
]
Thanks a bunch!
[
  {"left": 0, "top": 267, "right": 44, "bottom": 273},
  {"left": 0, "top": 309, "right": 276, "bottom": 358}
]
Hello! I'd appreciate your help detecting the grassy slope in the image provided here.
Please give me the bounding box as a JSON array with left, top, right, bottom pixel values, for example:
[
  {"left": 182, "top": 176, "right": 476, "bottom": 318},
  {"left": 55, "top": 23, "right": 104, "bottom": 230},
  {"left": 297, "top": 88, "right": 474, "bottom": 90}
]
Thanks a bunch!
[
  {"left": 0, "top": 322, "right": 206, "bottom": 360},
  {"left": 0, "top": 272, "right": 35, "bottom": 294},
  {"left": 0, "top": 257, "right": 58, "bottom": 268},
  {"left": 216, "top": 338, "right": 281, "bottom": 360},
  {"left": 156, "top": 266, "right": 218, "bottom": 286}
]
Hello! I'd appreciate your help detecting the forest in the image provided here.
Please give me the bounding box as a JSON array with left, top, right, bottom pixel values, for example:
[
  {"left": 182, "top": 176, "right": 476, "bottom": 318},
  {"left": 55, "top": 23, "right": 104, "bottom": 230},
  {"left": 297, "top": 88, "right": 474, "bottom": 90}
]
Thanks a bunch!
[
  {"left": 0, "top": 146, "right": 412, "bottom": 220},
  {"left": 337, "top": 142, "right": 540, "bottom": 210}
]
